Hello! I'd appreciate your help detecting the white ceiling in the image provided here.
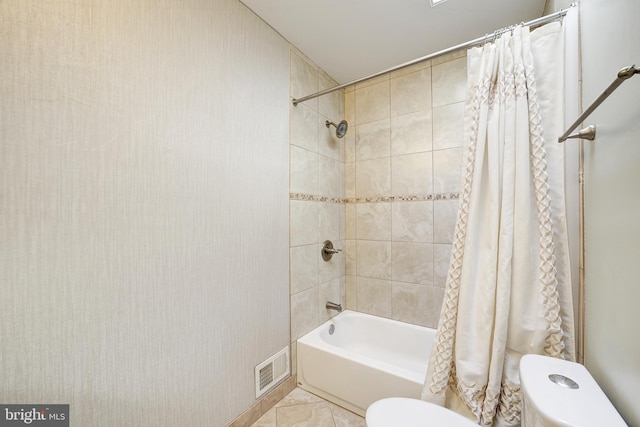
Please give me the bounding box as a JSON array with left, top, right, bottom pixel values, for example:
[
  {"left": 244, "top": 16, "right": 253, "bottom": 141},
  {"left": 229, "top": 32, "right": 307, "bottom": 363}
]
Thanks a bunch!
[{"left": 240, "top": 0, "right": 547, "bottom": 84}]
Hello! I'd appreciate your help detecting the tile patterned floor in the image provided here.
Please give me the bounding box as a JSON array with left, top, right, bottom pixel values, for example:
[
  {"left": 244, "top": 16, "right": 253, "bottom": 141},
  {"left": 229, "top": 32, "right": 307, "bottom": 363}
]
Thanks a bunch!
[{"left": 250, "top": 387, "right": 367, "bottom": 427}]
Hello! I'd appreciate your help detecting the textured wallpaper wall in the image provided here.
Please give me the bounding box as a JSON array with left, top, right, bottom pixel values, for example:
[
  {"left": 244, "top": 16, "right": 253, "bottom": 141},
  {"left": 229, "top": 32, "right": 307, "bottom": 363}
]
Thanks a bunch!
[{"left": 0, "top": 1, "right": 290, "bottom": 425}]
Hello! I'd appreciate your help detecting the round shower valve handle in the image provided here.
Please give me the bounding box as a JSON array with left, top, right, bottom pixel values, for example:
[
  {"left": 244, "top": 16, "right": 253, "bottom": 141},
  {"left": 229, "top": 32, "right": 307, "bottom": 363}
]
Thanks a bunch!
[{"left": 322, "top": 240, "right": 342, "bottom": 261}]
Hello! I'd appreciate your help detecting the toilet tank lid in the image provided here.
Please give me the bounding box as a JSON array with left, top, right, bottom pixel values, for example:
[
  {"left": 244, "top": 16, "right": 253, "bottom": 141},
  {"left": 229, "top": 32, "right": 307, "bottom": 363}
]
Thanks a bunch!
[{"left": 519, "top": 354, "right": 627, "bottom": 427}]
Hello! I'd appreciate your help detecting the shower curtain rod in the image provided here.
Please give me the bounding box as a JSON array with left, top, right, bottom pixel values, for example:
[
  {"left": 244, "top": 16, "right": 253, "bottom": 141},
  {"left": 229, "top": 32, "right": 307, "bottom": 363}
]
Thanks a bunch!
[{"left": 292, "top": 6, "right": 573, "bottom": 106}]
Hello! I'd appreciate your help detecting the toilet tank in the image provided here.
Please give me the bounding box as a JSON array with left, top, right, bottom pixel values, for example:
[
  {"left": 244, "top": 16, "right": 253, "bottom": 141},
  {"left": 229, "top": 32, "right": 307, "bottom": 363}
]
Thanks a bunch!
[{"left": 519, "top": 354, "right": 627, "bottom": 427}]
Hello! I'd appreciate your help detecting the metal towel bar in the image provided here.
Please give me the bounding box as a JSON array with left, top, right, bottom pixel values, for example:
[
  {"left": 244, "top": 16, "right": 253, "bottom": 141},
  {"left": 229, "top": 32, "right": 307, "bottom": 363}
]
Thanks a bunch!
[{"left": 558, "top": 65, "right": 639, "bottom": 143}]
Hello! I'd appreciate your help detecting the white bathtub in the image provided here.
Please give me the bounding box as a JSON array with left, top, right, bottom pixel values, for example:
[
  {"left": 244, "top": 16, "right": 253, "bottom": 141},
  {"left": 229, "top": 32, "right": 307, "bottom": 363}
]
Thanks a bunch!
[{"left": 296, "top": 310, "right": 435, "bottom": 416}]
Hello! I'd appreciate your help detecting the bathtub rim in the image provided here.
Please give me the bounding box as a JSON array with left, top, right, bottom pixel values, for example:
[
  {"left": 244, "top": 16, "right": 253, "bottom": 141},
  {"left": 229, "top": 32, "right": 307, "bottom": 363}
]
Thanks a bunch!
[{"left": 296, "top": 310, "right": 435, "bottom": 416}]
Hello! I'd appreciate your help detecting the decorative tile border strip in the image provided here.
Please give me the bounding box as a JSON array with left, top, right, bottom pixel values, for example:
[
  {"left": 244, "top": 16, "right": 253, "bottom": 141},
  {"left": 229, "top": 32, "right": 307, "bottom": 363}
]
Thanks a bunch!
[
  {"left": 289, "top": 192, "right": 460, "bottom": 203},
  {"left": 289, "top": 193, "right": 344, "bottom": 203},
  {"left": 432, "top": 193, "right": 461, "bottom": 201}
]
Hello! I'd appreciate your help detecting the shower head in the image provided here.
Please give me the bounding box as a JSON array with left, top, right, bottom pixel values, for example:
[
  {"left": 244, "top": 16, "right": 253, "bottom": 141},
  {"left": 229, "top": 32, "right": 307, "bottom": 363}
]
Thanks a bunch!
[{"left": 325, "top": 120, "right": 348, "bottom": 138}]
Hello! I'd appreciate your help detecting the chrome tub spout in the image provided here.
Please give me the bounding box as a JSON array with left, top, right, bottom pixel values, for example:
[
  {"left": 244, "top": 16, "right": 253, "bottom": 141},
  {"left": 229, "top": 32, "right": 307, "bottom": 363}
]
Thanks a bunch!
[{"left": 326, "top": 301, "right": 343, "bottom": 312}]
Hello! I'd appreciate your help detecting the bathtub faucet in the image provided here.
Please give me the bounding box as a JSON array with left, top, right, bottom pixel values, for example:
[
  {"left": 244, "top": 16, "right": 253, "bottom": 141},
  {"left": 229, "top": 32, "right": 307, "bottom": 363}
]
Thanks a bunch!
[{"left": 326, "top": 301, "right": 343, "bottom": 312}]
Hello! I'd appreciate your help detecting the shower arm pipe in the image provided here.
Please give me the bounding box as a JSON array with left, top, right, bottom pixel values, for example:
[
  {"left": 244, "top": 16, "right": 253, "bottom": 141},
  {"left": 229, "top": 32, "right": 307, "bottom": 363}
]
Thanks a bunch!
[
  {"left": 558, "top": 65, "right": 640, "bottom": 142},
  {"left": 291, "top": 6, "right": 572, "bottom": 107}
]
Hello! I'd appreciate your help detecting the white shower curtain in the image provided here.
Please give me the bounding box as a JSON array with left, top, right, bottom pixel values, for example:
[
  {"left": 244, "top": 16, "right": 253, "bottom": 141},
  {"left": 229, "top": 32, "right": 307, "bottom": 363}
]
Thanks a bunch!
[{"left": 422, "top": 22, "right": 575, "bottom": 427}]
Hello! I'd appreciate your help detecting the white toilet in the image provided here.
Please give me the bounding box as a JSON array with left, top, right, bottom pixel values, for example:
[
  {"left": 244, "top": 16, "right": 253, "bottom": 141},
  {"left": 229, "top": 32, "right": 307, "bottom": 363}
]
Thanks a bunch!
[
  {"left": 519, "top": 354, "right": 628, "bottom": 426},
  {"left": 366, "top": 354, "right": 628, "bottom": 427},
  {"left": 366, "top": 397, "right": 477, "bottom": 427}
]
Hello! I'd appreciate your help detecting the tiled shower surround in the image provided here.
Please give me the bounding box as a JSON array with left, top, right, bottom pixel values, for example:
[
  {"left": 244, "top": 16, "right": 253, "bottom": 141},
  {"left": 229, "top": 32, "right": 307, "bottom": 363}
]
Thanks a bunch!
[
  {"left": 289, "top": 47, "right": 346, "bottom": 374},
  {"left": 289, "top": 47, "right": 467, "bottom": 369}
]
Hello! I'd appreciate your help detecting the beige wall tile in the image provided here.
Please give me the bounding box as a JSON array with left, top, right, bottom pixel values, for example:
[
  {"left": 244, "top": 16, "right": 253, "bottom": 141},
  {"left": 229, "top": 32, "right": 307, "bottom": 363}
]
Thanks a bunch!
[
  {"left": 392, "top": 201, "right": 434, "bottom": 242},
  {"left": 291, "top": 287, "right": 319, "bottom": 340},
  {"left": 345, "top": 90, "right": 356, "bottom": 124},
  {"left": 356, "top": 157, "right": 391, "bottom": 197},
  {"left": 290, "top": 200, "right": 319, "bottom": 246},
  {"left": 356, "top": 240, "right": 391, "bottom": 280},
  {"left": 344, "top": 129, "right": 356, "bottom": 164},
  {"left": 319, "top": 202, "right": 341, "bottom": 245},
  {"left": 433, "top": 102, "right": 464, "bottom": 150},
  {"left": 339, "top": 201, "right": 346, "bottom": 240},
  {"left": 345, "top": 274, "right": 357, "bottom": 310},
  {"left": 424, "top": 286, "right": 446, "bottom": 328},
  {"left": 289, "top": 45, "right": 349, "bottom": 373},
  {"left": 342, "top": 126, "right": 356, "bottom": 163},
  {"left": 288, "top": 32, "right": 469, "bottom": 344},
  {"left": 345, "top": 240, "right": 357, "bottom": 276},
  {"left": 319, "top": 277, "right": 344, "bottom": 323},
  {"left": 319, "top": 239, "right": 344, "bottom": 283},
  {"left": 291, "top": 49, "right": 319, "bottom": 110},
  {"left": 434, "top": 199, "right": 459, "bottom": 243},
  {"left": 390, "top": 68, "right": 432, "bottom": 116},
  {"left": 391, "top": 152, "right": 433, "bottom": 196},
  {"left": 391, "top": 282, "right": 431, "bottom": 326},
  {"left": 345, "top": 204, "right": 356, "bottom": 239},
  {"left": 318, "top": 120, "right": 343, "bottom": 161},
  {"left": 355, "top": 81, "right": 390, "bottom": 124},
  {"left": 391, "top": 110, "right": 433, "bottom": 156},
  {"left": 433, "top": 243, "right": 452, "bottom": 288},
  {"left": 318, "top": 155, "right": 341, "bottom": 198},
  {"left": 319, "top": 73, "right": 342, "bottom": 122},
  {"left": 342, "top": 47, "right": 468, "bottom": 332},
  {"left": 345, "top": 162, "right": 356, "bottom": 198},
  {"left": 356, "top": 276, "right": 392, "bottom": 317},
  {"left": 432, "top": 56, "right": 467, "bottom": 107},
  {"left": 290, "top": 244, "right": 319, "bottom": 295},
  {"left": 290, "top": 145, "right": 319, "bottom": 195},
  {"left": 433, "top": 148, "right": 463, "bottom": 194},
  {"left": 290, "top": 104, "right": 319, "bottom": 152},
  {"left": 356, "top": 119, "right": 391, "bottom": 160},
  {"left": 391, "top": 241, "right": 434, "bottom": 285},
  {"left": 356, "top": 203, "right": 392, "bottom": 240}
]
